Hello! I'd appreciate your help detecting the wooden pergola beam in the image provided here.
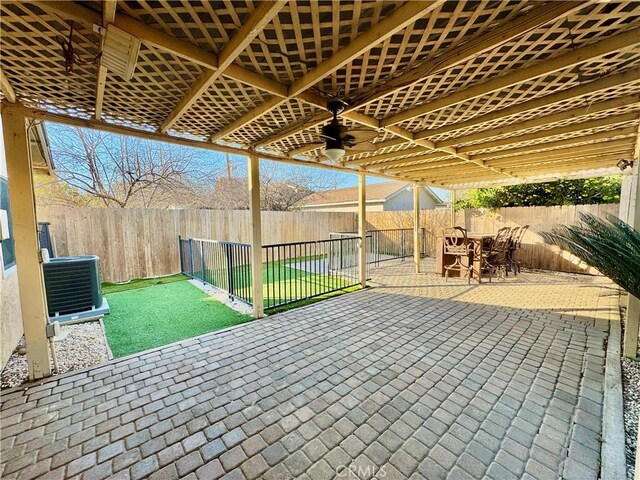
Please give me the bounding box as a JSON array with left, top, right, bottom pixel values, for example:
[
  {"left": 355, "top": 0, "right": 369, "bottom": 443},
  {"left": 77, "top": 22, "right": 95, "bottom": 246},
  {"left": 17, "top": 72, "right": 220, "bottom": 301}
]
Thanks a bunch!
[
  {"left": 421, "top": 151, "right": 630, "bottom": 179},
  {"left": 0, "top": 69, "right": 16, "bottom": 103},
  {"left": 383, "top": 159, "right": 466, "bottom": 174},
  {"left": 333, "top": 138, "right": 411, "bottom": 160},
  {"left": 471, "top": 127, "right": 638, "bottom": 162},
  {"left": 256, "top": 1, "right": 584, "bottom": 148},
  {"left": 415, "top": 68, "right": 640, "bottom": 141},
  {"left": 485, "top": 141, "right": 634, "bottom": 167},
  {"left": 5, "top": 102, "right": 411, "bottom": 182},
  {"left": 459, "top": 113, "right": 639, "bottom": 154},
  {"left": 427, "top": 171, "right": 509, "bottom": 183},
  {"left": 94, "top": 0, "right": 116, "bottom": 120},
  {"left": 208, "top": 1, "right": 442, "bottom": 142},
  {"left": 159, "top": 1, "right": 286, "bottom": 133},
  {"left": 506, "top": 156, "right": 624, "bottom": 176},
  {"left": 366, "top": 153, "right": 453, "bottom": 170},
  {"left": 342, "top": 147, "right": 429, "bottom": 166},
  {"left": 443, "top": 168, "right": 623, "bottom": 188},
  {"left": 423, "top": 152, "right": 627, "bottom": 180},
  {"left": 382, "top": 27, "right": 640, "bottom": 127},
  {"left": 437, "top": 95, "right": 640, "bottom": 149}
]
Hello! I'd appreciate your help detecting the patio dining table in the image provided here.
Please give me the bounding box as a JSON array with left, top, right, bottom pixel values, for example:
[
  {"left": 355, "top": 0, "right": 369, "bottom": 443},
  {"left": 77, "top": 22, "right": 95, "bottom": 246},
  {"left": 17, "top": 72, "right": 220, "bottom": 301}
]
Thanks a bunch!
[{"left": 435, "top": 232, "right": 495, "bottom": 279}]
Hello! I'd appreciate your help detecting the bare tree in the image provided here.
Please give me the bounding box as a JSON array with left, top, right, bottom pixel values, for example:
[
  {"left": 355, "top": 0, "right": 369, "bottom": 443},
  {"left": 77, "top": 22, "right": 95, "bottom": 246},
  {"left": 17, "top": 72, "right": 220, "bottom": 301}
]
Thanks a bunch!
[
  {"left": 46, "top": 125, "right": 341, "bottom": 210},
  {"left": 48, "top": 126, "right": 202, "bottom": 208},
  {"left": 208, "top": 163, "right": 341, "bottom": 211}
]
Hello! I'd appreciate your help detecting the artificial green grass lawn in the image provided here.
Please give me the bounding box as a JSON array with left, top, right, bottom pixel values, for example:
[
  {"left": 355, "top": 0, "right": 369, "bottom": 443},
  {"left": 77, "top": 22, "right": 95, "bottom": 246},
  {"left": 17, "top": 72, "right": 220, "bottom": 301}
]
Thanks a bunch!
[
  {"left": 103, "top": 280, "right": 251, "bottom": 358},
  {"left": 265, "top": 284, "right": 361, "bottom": 314},
  {"left": 198, "top": 254, "right": 356, "bottom": 308}
]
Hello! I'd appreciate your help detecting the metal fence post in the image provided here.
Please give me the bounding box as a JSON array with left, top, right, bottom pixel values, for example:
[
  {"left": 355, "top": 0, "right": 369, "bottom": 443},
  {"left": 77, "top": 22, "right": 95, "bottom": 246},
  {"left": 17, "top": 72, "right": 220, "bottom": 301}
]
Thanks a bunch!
[
  {"left": 401, "top": 229, "right": 406, "bottom": 261},
  {"left": 200, "top": 241, "right": 205, "bottom": 282},
  {"left": 224, "top": 244, "right": 235, "bottom": 299},
  {"left": 189, "top": 239, "right": 194, "bottom": 276},
  {"left": 178, "top": 235, "right": 184, "bottom": 273}
]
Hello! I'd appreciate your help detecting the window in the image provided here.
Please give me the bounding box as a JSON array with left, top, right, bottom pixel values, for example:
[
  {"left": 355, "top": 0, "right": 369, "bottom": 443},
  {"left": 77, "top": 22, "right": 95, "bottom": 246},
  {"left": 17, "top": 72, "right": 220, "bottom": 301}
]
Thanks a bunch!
[{"left": 0, "top": 176, "right": 16, "bottom": 271}]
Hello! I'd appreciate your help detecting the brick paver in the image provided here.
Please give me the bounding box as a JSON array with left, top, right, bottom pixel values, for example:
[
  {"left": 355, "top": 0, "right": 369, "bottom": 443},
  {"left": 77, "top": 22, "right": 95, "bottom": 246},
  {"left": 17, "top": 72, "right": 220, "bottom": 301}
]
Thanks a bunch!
[{"left": 0, "top": 260, "right": 615, "bottom": 479}]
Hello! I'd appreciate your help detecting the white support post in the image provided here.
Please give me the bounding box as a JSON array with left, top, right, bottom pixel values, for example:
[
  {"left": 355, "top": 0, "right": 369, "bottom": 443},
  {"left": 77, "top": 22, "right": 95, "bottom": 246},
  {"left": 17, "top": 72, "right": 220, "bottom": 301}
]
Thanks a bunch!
[
  {"left": 248, "top": 153, "right": 263, "bottom": 318},
  {"left": 413, "top": 184, "right": 421, "bottom": 274},
  {"left": 358, "top": 173, "right": 367, "bottom": 288},
  {"left": 621, "top": 164, "right": 639, "bottom": 359},
  {"left": 450, "top": 189, "right": 456, "bottom": 226},
  {"left": 1, "top": 106, "right": 51, "bottom": 380}
]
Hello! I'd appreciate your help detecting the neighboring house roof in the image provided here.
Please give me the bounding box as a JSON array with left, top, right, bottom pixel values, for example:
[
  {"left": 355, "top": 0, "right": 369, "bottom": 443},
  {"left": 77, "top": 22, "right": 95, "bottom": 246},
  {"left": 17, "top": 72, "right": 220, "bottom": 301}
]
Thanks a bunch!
[{"left": 298, "top": 181, "right": 443, "bottom": 207}]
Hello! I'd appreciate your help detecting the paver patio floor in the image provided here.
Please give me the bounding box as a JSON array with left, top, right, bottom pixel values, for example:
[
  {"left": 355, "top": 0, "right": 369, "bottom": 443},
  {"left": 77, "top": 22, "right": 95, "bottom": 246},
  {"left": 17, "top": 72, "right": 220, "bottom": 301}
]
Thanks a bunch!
[{"left": 0, "top": 260, "right": 617, "bottom": 480}]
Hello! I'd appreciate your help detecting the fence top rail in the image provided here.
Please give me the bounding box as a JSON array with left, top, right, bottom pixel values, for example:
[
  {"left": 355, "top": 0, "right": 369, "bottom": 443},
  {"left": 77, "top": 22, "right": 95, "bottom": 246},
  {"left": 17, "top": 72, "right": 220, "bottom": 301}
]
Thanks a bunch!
[
  {"left": 185, "top": 237, "right": 251, "bottom": 247},
  {"left": 334, "top": 228, "right": 424, "bottom": 234},
  {"left": 263, "top": 236, "right": 362, "bottom": 249}
]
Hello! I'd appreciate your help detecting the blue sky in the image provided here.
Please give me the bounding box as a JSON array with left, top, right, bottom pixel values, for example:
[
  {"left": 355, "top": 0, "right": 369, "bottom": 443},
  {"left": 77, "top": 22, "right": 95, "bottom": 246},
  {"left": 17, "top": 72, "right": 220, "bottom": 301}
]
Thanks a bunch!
[{"left": 46, "top": 122, "right": 450, "bottom": 200}]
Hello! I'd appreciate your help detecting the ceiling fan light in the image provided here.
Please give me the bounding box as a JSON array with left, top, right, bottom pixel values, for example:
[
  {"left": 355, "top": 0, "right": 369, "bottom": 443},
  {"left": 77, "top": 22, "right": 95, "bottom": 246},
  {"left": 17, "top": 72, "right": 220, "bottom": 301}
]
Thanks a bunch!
[{"left": 324, "top": 148, "right": 346, "bottom": 161}]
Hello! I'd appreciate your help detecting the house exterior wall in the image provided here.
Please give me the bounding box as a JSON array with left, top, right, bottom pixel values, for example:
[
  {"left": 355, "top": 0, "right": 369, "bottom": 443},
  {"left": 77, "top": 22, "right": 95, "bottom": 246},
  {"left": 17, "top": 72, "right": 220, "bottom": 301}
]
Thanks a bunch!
[
  {"left": 0, "top": 115, "right": 24, "bottom": 368},
  {"left": 383, "top": 188, "right": 439, "bottom": 211},
  {"left": 298, "top": 187, "right": 441, "bottom": 213}
]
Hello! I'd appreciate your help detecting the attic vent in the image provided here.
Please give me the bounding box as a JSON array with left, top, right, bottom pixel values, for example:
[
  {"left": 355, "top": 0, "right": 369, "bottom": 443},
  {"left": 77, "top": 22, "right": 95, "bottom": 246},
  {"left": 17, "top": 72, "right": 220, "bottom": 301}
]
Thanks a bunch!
[{"left": 101, "top": 24, "right": 140, "bottom": 80}]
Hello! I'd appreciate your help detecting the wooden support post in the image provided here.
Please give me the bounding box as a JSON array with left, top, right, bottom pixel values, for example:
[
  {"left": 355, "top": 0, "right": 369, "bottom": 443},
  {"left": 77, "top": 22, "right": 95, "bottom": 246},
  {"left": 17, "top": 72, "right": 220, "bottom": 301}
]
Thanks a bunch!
[
  {"left": 413, "top": 184, "right": 421, "bottom": 274},
  {"left": 358, "top": 173, "right": 367, "bottom": 287},
  {"left": 248, "top": 153, "right": 263, "bottom": 318},
  {"left": 1, "top": 106, "right": 51, "bottom": 380},
  {"left": 450, "top": 189, "right": 456, "bottom": 226},
  {"left": 620, "top": 164, "right": 639, "bottom": 359}
]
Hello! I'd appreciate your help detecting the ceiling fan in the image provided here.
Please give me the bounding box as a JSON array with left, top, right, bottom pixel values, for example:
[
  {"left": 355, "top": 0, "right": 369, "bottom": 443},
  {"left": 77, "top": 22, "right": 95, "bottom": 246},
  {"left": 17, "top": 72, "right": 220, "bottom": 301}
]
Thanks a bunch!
[{"left": 302, "top": 98, "right": 379, "bottom": 162}]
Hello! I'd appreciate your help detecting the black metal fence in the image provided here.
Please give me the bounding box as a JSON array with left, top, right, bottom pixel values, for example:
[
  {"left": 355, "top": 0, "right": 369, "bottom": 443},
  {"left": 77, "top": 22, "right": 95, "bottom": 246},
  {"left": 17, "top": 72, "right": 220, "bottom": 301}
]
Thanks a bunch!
[
  {"left": 179, "top": 237, "right": 253, "bottom": 304},
  {"left": 330, "top": 228, "right": 425, "bottom": 265},
  {"left": 263, "top": 236, "right": 365, "bottom": 309},
  {"left": 179, "top": 235, "right": 367, "bottom": 310}
]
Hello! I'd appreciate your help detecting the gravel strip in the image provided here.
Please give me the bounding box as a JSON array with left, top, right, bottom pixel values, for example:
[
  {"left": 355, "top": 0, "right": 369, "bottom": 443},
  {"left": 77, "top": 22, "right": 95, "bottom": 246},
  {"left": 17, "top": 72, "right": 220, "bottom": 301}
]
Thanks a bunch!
[
  {"left": 1, "top": 321, "right": 109, "bottom": 389},
  {"left": 622, "top": 306, "right": 639, "bottom": 480}
]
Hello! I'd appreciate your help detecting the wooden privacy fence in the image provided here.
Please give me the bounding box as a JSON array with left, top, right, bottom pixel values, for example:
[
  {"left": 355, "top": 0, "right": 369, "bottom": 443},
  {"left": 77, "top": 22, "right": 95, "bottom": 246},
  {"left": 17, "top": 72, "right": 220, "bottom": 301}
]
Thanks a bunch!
[
  {"left": 38, "top": 207, "right": 356, "bottom": 282},
  {"left": 367, "top": 204, "right": 620, "bottom": 274},
  {"left": 39, "top": 204, "right": 619, "bottom": 282}
]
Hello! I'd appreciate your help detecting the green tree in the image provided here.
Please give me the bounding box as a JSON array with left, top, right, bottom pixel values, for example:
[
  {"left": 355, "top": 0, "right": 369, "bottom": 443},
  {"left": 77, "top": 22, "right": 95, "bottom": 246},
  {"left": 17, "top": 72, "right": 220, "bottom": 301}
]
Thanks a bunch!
[{"left": 455, "top": 176, "right": 622, "bottom": 210}]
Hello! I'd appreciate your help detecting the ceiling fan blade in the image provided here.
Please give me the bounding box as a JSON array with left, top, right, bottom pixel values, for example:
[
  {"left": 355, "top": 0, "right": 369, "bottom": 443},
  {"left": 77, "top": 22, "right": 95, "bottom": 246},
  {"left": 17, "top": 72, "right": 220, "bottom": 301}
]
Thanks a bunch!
[
  {"left": 310, "top": 132, "right": 339, "bottom": 141},
  {"left": 346, "top": 141, "right": 378, "bottom": 152},
  {"left": 344, "top": 129, "right": 379, "bottom": 143}
]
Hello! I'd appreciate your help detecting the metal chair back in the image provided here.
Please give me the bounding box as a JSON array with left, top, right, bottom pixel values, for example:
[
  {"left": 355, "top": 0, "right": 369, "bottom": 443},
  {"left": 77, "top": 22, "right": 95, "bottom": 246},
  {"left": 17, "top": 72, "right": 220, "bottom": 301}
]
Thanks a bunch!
[
  {"left": 485, "top": 227, "right": 510, "bottom": 255},
  {"left": 443, "top": 227, "right": 468, "bottom": 256},
  {"left": 508, "top": 226, "right": 520, "bottom": 250},
  {"left": 514, "top": 224, "right": 529, "bottom": 248}
]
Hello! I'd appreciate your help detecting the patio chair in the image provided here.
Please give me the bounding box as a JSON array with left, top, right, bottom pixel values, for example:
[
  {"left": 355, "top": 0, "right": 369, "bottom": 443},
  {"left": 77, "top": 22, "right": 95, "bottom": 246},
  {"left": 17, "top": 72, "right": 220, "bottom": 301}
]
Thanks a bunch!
[
  {"left": 505, "top": 226, "right": 520, "bottom": 276},
  {"left": 479, "top": 227, "right": 511, "bottom": 282},
  {"left": 443, "top": 227, "right": 472, "bottom": 284},
  {"left": 507, "top": 225, "right": 529, "bottom": 274}
]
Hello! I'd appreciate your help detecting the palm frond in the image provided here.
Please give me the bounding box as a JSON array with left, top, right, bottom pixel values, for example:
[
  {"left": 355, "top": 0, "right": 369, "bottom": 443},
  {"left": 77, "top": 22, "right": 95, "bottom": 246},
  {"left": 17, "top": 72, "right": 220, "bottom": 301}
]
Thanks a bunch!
[{"left": 541, "top": 213, "right": 640, "bottom": 298}]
